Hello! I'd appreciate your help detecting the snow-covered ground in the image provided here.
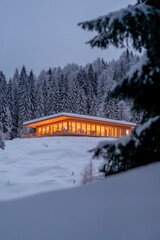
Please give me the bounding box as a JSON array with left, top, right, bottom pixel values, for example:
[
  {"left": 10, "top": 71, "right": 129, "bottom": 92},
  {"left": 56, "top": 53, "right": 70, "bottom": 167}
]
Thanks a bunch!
[
  {"left": 0, "top": 136, "right": 107, "bottom": 201},
  {"left": 0, "top": 161, "right": 160, "bottom": 240}
]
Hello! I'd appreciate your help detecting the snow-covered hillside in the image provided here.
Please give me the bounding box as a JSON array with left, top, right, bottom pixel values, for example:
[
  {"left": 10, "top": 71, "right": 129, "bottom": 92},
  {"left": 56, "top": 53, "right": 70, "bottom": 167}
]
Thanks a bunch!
[
  {"left": 0, "top": 136, "right": 107, "bottom": 200},
  {"left": 0, "top": 162, "right": 160, "bottom": 240}
]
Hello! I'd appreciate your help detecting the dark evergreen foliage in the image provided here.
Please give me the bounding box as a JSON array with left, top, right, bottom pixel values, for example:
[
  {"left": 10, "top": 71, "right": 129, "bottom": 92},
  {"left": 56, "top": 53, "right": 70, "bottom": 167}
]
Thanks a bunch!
[
  {"left": 0, "top": 132, "right": 5, "bottom": 150},
  {"left": 79, "top": 0, "right": 160, "bottom": 174},
  {"left": 0, "top": 71, "right": 9, "bottom": 135}
]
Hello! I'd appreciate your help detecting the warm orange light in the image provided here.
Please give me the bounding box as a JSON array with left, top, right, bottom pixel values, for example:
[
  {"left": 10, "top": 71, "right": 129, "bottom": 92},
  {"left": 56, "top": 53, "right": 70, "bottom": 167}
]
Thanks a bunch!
[{"left": 126, "top": 129, "right": 130, "bottom": 135}]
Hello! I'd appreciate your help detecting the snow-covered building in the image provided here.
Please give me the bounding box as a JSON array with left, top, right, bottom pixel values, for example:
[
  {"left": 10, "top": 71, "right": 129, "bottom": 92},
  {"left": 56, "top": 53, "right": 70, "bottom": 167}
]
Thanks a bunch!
[{"left": 23, "top": 112, "right": 136, "bottom": 138}]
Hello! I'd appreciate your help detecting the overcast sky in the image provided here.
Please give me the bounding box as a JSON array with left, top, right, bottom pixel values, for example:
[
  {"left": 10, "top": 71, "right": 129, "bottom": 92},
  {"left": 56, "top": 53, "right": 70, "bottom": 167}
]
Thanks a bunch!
[{"left": 0, "top": 0, "right": 136, "bottom": 79}]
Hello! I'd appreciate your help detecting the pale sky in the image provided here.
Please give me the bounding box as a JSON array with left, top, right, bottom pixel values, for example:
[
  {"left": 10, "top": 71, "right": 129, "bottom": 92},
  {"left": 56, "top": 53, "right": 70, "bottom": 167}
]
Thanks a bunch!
[{"left": 0, "top": 0, "right": 136, "bottom": 79}]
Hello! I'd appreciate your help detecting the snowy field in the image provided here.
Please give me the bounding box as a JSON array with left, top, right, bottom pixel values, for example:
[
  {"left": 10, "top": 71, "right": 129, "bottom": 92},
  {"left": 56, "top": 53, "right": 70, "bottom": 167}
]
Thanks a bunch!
[
  {"left": 0, "top": 137, "right": 160, "bottom": 240},
  {"left": 0, "top": 161, "right": 160, "bottom": 240},
  {"left": 0, "top": 136, "right": 107, "bottom": 201}
]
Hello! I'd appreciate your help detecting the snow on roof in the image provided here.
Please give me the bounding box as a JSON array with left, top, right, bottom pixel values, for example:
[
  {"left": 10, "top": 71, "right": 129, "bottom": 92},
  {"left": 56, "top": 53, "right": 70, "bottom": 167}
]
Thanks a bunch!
[{"left": 23, "top": 112, "right": 136, "bottom": 127}]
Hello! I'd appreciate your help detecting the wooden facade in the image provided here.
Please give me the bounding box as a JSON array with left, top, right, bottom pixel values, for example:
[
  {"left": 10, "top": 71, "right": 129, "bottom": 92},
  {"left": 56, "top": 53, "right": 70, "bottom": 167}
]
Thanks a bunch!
[{"left": 23, "top": 113, "right": 136, "bottom": 138}]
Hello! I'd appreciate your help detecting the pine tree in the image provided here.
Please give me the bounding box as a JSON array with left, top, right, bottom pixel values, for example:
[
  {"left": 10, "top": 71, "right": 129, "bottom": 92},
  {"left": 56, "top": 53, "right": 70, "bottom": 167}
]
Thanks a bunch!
[
  {"left": 35, "top": 70, "right": 47, "bottom": 117},
  {"left": 77, "top": 88, "right": 88, "bottom": 115},
  {"left": 79, "top": 0, "right": 160, "bottom": 173},
  {"left": 117, "top": 100, "right": 131, "bottom": 121},
  {"left": 92, "top": 57, "right": 106, "bottom": 76},
  {"left": 0, "top": 131, "right": 5, "bottom": 150},
  {"left": 53, "top": 71, "right": 63, "bottom": 113},
  {"left": 87, "top": 64, "right": 97, "bottom": 96},
  {"left": 60, "top": 74, "right": 70, "bottom": 112},
  {"left": 35, "top": 82, "right": 45, "bottom": 118},
  {"left": 7, "top": 79, "right": 14, "bottom": 139},
  {"left": 18, "top": 66, "right": 28, "bottom": 136},
  {"left": 44, "top": 68, "right": 54, "bottom": 116},
  {"left": 96, "top": 67, "right": 114, "bottom": 116},
  {"left": 10, "top": 69, "right": 20, "bottom": 138},
  {"left": 68, "top": 76, "right": 79, "bottom": 114},
  {"left": 102, "top": 95, "right": 119, "bottom": 120},
  {"left": 28, "top": 70, "right": 36, "bottom": 119},
  {"left": 0, "top": 71, "right": 9, "bottom": 136}
]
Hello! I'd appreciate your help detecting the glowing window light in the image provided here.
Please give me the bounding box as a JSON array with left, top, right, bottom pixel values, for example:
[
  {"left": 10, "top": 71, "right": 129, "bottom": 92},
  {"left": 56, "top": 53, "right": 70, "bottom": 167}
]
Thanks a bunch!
[
  {"left": 115, "top": 128, "right": 118, "bottom": 137},
  {"left": 96, "top": 126, "right": 100, "bottom": 135},
  {"left": 81, "top": 123, "right": 86, "bottom": 133},
  {"left": 87, "top": 124, "right": 91, "bottom": 134},
  {"left": 63, "top": 122, "right": 68, "bottom": 131},
  {"left": 101, "top": 126, "right": 105, "bottom": 136},
  {"left": 72, "top": 122, "right": 76, "bottom": 132},
  {"left": 77, "top": 122, "right": 81, "bottom": 133},
  {"left": 126, "top": 129, "right": 130, "bottom": 136},
  {"left": 46, "top": 126, "right": 49, "bottom": 133}
]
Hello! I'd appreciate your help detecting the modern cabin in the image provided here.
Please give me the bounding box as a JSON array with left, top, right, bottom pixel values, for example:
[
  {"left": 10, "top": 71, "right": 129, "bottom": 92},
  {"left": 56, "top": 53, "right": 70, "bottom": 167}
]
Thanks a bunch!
[{"left": 23, "top": 112, "right": 136, "bottom": 138}]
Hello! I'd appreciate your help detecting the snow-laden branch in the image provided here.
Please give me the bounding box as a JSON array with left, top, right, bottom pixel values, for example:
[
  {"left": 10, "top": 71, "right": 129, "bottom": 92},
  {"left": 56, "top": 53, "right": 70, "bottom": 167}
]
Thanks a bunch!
[{"left": 78, "top": 3, "right": 160, "bottom": 50}]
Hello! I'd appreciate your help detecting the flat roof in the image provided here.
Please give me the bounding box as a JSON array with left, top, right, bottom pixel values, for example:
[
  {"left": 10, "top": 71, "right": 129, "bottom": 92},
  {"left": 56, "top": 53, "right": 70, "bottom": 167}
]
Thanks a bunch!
[{"left": 23, "top": 112, "right": 137, "bottom": 128}]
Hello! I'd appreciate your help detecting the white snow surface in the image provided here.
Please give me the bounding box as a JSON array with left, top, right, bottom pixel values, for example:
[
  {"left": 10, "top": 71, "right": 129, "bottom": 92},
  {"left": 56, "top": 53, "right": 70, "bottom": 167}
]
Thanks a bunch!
[
  {"left": 23, "top": 112, "right": 136, "bottom": 126},
  {"left": 0, "top": 160, "right": 160, "bottom": 240},
  {"left": 0, "top": 136, "right": 107, "bottom": 201}
]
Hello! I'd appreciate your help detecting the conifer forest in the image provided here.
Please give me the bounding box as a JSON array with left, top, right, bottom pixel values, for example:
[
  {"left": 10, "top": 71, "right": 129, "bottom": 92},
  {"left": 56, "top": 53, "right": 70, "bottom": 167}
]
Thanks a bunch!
[{"left": 0, "top": 49, "right": 141, "bottom": 139}]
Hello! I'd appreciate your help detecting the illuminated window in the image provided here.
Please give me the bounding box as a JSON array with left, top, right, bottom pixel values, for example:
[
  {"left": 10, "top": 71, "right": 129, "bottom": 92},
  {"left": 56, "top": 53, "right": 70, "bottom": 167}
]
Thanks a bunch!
[
  {"left": 87, "top": 124, "right": 91, "bottom": 134},
  {"left": 50, "top": 125, "right": 54, "bottom": 134},
  {"left": 96, "top": 126, "right": 100, "bottom": 135},
  {"left": 69, "top": 122, "right": 72, "bottom": 132},
  {"left": 46, "top": 126, "right": 50, "bottom": 134},
  {"left": 114, "top": 128, "right": 118, "bottom": 137},
  {"left": 42, "top": 127, "right": 45, "bottom": 135},
  {"left": 58, "top": 123, "right": 62, "bottom": 131},
  {"left": 38, "top": 127, "right": 42, "bottom": 135},
  {"left": 91, "top": 125, "right": 95, "bottom": 134},
  {"left": 63, "top": 122, "right": 68, "bottom": 131},
  {"left": 109, "top": 127, "right": 113, "bottom": 137},
  {"left": 101, "top": 126, "right": 105, "bottom": 136},
  {"left": 105, "top": 127, "right": 109, "bottom": 136},
  {"left": 77, "top": 122, "right": 81, "bottom": 133},
  {"left": 72, "top": 122, "right": 76, "bottom": 132},
  {"left": 54, "top": 124, "right": 58, "bottom": 132},
  {"left": 81, "top": 123, "right": 86, "bottom": 133},
  {"left": 119, "top": 128, "right": 122, "bottom": 137},
  {"left": 126, "top": 129, "right": 130, "bottom": 136}
]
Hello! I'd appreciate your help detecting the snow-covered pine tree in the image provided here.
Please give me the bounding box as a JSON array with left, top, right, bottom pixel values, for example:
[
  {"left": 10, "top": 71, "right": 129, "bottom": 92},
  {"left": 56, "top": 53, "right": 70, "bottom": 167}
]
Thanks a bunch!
[
  {"left": 97, "top": 67, "right": 114, "bottom": 117},
  {"left": 42, "top": 78, "right": 49, "bottom": 116},
  {"left": 87, "top": 64, "right": 97, "bottom": 97},
  {"left": 35, "top": 82, "right": 45, "bottom": 118},
  {"left": 70, "top": 71, "right": 88, "bottom": 115},
  {"left": 53, "top": 70, "right": 63, "bottom": 113},
  {"left": 35, "top": 70, "right": 46, "bottom": 118},
  {"left": 0, "top": 131, "right": 5, "bottom": 150},
  {"left": 66, "top": 69, "right": 80, "bottom": 113},
  {"left": 17, "top": 66, "right": 29, "bottom": 136},
  {"left": 102, "top": 95, "right": 119, "bottom": 120},
  {"left": 112, "top": 49, "right": 137, "bottom": 83},
  {"left": 92, "top": 57, "right": 106, "bottom": 76},
  {"left": 0, "top": 71, "right": 9, "bottom": 137},
  {"left": 44, "top": 68, "right": 54, "bottom": 116},
  {"left": 79, "top": 0, "right": 160, "bottom": 173},
  {"left": 60, "top": 74, "right": 70, "bottom": 113},
  {"left": 117, "top": 100, "right": 131, "bottom": 121},
  {"left": 77, "top": 88, "right": 88, "bottom": 115},
  {"left": 46, "top": 72, "right": 57, "bottom": 115},
  {"left": 6, "top": 79, "right": 14, "bottom": 139},
  {"left": 28, "top": 70, "right": 36, "bottom": 119},
  {"left": 10, "top": 69, "right": 20, "bottom": 138},
  {"left": 119, "top": 49, "right": 133, "bottom": 79},
  {"left": 85, "top": 64, "right": 97, "bottom": 114}
]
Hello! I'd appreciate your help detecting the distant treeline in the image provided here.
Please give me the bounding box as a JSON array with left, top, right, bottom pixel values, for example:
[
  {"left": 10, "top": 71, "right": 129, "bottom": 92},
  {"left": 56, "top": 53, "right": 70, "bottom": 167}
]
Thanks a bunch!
[{"left": 0, "top": 49, "right": 142, "bottom": 139}]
